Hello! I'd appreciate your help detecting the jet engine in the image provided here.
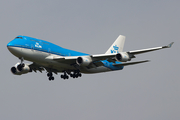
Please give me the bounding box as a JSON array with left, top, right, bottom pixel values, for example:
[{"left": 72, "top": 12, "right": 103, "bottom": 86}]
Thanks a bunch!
[
  {"left": 115, "top": 52, "right": 131, "bottom": 62},
  {"left": 76, "top": 56, "right": 92, "bottom": 66},
  {"left": 11, "top": 63, "right": 32, "bottom": 75}
]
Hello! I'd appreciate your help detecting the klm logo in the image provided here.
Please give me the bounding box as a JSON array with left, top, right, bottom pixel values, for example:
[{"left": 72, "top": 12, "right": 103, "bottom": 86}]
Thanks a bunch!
[
  {"left": 35, "top": 42, "right": 42, "bottom": 48},
  {"left": 111, "top": 45, "right": 119, "bottom": 53}
]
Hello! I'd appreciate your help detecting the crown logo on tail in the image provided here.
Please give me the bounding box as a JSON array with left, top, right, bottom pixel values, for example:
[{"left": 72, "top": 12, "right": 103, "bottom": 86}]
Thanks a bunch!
[{"left": 111, "top": 45, "right": 119, "bottom": 53}]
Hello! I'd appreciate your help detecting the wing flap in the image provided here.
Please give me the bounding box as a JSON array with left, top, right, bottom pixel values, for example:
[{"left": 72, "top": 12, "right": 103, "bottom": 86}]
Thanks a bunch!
[
  {"left": 46, "top": 55, "right": 78, "bottom": 64},
  {"left": 29, "top": 63, "right": 45, "bottom": 73}
]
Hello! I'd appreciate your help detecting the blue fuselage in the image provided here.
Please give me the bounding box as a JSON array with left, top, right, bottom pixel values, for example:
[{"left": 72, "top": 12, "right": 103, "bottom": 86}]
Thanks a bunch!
[{"left": 7, "top": 36, "right": 124, "bottom": 73}]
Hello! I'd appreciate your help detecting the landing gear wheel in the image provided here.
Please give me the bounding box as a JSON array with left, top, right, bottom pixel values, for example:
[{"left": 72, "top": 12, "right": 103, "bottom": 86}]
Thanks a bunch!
[
  {"left": 60, "top": 71, "right": 69, "bottom": 80},
  {"left": 61, "top": 75, "right": 63, "bottom": 78},
  {"left": 78, "top": 73, "right": 82, "bottom": 77},
  {"left": 47, "top": 73, "right": 50, "bottom": 77},
  {"left": 47, "top": 72, "right": 54, "bottom": 81},
  {"left": 61, "top": 75, "right": 69, "bottom": 80},
  {"left": 60, "top": 70, "right": 82, "bottom": 79}
]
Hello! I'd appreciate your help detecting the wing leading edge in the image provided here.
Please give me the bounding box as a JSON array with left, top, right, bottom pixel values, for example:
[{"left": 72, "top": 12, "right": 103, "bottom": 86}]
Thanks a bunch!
[{"left": 129, "top": 42, "right": 174, "bottom": 55}]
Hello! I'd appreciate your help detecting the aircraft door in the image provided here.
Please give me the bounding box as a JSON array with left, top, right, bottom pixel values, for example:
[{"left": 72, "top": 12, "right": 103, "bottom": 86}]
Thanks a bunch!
[
  {"left": 31, "top": 44, "right": 34, "bottom": 52},
  {"left": 48, "top": 48, "right": 51, "bottom": 55}
]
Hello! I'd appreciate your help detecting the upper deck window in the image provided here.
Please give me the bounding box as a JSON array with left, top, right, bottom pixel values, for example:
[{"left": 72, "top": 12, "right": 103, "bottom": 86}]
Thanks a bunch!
[
  {"left": 42, "top": 42, "right": 49, "bottom": 45},
  {"left": 15, "top": 37, "right": 23, "bottom": 39},
  {"left": 30, "top": 39, "right": 39, "bottom": 42}
]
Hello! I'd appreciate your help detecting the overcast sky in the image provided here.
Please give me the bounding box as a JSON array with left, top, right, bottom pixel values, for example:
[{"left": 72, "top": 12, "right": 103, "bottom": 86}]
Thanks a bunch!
[{"left": 0, "top": 0, "right": 179, "bottom": 120}]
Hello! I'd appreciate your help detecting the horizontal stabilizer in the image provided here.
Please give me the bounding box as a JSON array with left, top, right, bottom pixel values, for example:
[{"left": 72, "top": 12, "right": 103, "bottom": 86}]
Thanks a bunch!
[{"left": 113, "top": 60, "right": 150, "bottom": 67}]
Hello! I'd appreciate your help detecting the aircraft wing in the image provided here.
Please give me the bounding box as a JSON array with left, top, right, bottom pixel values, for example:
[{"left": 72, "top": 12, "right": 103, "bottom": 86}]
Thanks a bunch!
[
  {"left": 80, "top": 42, "right": 173, "bottom": 63},
  {"left": 45, "top": 42, "right": 173, "bottom": 68},
  {"left": 47, "top": 53, "right": 116, "bottom": 61},
  {"left": 45, "top": 54, "right": 116, "bottom": 68},
  {"left": 29, "top": 63, "right": 45, "bottom": 73},
  {"left": 128, "top": 42, "right": 174, "bottom": 55},
  {"left": 46, "top": 55, "right": 78, "bottom": 64},
  {"left": 29, "top": 62, "right": 59, "bottom": 74}
]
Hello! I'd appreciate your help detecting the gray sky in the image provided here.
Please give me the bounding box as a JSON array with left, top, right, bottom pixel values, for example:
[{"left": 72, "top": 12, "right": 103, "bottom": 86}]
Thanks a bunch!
[{"left": 0, "top": 0, "right": 179, "bottom": 120}]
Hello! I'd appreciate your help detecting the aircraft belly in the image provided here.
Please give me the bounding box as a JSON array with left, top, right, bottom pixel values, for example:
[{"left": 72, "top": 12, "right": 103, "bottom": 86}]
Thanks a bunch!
[{"left": 21, "top": 48, "right": 47, "bottom": 62}]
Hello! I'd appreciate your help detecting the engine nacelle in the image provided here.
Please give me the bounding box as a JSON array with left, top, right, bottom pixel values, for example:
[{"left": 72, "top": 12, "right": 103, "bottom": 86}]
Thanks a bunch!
[
  {"left": 11, "top": 63, "right": 31, "bottom": 75},
  {"left": 76, "top": 56, "right": 92, "bottom": 66},
  {"left": 115, "top": 52, "right": 131, "bottom": 62}
]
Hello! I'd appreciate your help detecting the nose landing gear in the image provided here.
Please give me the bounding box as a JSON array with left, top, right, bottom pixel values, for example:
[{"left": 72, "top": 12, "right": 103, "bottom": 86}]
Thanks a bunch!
[{"left": 17, "top": 57, "right": 25, "bottom": 71}]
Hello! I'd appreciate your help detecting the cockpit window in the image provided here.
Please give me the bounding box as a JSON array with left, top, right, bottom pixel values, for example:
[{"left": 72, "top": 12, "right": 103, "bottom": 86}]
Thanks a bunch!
[{"left": 15, "top": 37, "right": 23, "bottom": 39}]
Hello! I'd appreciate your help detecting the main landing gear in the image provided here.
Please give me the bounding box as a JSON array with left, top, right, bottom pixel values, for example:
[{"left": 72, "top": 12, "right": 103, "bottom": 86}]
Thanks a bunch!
[
  {"left": 47, "top": 72, "right": 54, "bottom": 81},
  {"left": 47, "top": 70, "right": 82, "bottom": 81},
  {"left": 60, "top": 71, "right": 69, "bottom": 80},
  {"left": 61, "top": 70, "right": 82, "bottom": 80},
  {"left": 70, "top": 70, "right": 82, "bottom": 79}
]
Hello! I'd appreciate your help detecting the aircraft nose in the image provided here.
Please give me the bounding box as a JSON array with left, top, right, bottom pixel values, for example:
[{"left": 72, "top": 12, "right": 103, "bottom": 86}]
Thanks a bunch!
[
  {"left": 7, "top": 40, "right": 16, "bottom": 53},
  {"left": 7, "top": 41, "right": 13, "bottom": 47},
  {"left": 7, "top": 40, "right": 20, "bottom": 57}
]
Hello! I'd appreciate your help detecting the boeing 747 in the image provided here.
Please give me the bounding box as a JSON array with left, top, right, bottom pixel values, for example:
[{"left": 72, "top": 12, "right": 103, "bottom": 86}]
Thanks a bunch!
[{"left": 7, "top": 35, "right": 174, "bottom": 81}]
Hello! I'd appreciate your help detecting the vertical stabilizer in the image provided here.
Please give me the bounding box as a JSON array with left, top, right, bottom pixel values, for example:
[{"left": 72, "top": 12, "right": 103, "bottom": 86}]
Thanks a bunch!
[{"left": 105, "top": 35, "right": 126, "bottom": 54}]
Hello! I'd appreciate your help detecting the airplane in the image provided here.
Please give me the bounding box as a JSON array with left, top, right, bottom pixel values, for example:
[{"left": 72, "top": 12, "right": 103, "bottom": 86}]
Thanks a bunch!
[{"left": 7, "top": 35, "right": 174, "bottom": 81}]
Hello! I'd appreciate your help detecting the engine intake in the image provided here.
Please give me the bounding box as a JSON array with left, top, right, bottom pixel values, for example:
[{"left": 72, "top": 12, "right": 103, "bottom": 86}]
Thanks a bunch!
[
  {"left": 115, "top": 52, "right": 131, "bottom": 62},
  {"left": 11, "top": 63, "right": 31, "bottom": 75},
  {"left": 76, "top": 56, "right": 92, "bottom": 66}
]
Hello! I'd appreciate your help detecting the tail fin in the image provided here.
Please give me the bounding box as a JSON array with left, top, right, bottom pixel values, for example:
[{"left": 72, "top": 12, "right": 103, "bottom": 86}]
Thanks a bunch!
[{"left": 105, "top": 35, "right": 126, "bottom": 54}]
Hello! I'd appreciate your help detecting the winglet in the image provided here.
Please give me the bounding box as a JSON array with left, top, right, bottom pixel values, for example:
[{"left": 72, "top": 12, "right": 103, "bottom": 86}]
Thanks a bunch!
[
  {"left": 167, "top": 42, "right": 174, "bottom": 48},
  {"left": 163, "top": 42, "right": 174, "bottom": 48}
]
